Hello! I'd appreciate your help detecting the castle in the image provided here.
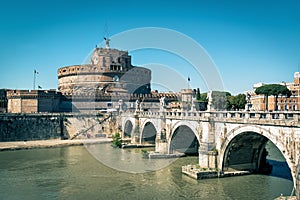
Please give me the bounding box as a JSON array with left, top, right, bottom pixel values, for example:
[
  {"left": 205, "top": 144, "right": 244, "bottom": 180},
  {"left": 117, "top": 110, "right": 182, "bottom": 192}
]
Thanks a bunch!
[
  {"left": 58, "top": 41, "right": 151, "bottom": 95},
  {"left": 1, "top": 39, "right": 179, "bottom": 113}
]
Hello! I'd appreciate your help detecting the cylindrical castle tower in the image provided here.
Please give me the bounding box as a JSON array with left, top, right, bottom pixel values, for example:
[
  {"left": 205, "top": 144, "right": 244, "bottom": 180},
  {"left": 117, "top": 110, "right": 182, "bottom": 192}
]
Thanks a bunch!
[{"left": 57, "top": 44, "right": 151, "bottom": 96}]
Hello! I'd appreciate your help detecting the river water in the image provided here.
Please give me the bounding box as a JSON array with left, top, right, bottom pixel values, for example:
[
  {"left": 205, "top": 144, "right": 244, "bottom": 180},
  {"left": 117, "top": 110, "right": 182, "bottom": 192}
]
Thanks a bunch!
[{"left": 0, "top": 143, "right": 294, "bottom": 200}]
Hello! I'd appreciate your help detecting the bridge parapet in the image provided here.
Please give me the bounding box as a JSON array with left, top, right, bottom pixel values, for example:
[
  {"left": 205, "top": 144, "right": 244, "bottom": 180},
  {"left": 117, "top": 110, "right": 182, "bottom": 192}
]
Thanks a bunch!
[
  {"left": 137, "top": 111, "right": 208, "bottom": 120},
  {"left": 135, "top": 111, "right": 300, "bottom": 127}
]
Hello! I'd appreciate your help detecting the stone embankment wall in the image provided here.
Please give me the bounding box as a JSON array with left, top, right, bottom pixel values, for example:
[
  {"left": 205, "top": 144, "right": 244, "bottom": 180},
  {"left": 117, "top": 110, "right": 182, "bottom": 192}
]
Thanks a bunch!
[
  {"left": 0, "top": 113, "right": 116, "bottom": 142},
  {"left": 64, "top": 113, "right": 118, "bottom": 139},
  {"left": 0, "top": 114, "right": 64, "bottom": 141}
]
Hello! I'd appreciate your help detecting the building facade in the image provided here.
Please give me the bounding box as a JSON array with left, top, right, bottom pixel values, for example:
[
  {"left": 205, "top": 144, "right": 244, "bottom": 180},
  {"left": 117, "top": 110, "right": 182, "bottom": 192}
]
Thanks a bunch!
[
  {"left": 7, "top": 90, "right": 62, "bottom": 113},
  {"left": 250, "top": 72, "right": 300, "bottom": 111}
]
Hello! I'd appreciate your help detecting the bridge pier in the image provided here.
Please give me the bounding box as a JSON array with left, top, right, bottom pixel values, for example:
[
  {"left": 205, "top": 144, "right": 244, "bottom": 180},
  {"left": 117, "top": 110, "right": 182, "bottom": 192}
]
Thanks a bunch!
[
  {"left": 155, "top": 121, "right": 168, "bottom": 153},
  {"left": 155, "top": 141, "right": 168, "bottom": 154},
  {"left": 198, "top": 116, "right": 218, "bottom": 170},
  {"left": 132, "top": 115, "right": 140, "bottom": 143},
  {"left": 198, "top": 147, "right": 218, "bottom": 169}
]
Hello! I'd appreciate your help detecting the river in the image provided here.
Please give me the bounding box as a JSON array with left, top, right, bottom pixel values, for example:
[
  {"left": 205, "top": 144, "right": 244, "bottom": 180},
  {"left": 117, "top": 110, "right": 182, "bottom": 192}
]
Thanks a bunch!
[{"left": 0, "top": 143, "right": 294, "bottom": 200}]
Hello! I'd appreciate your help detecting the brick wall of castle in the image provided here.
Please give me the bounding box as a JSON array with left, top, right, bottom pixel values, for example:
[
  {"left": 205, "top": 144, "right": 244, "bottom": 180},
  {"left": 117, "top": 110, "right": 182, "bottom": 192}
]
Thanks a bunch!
[{"left": 7, "top": 90, "right": 62, "bottom": 113}]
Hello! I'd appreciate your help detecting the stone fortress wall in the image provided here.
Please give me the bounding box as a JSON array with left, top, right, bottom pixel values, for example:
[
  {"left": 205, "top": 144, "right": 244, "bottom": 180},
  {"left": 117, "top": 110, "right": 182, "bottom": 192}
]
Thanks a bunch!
[
  {"left": 0, "top": 113, "right": 64, "bottom": 141},
  {"left": 6, "top": 90, "right": 62, "bottom": 113}
]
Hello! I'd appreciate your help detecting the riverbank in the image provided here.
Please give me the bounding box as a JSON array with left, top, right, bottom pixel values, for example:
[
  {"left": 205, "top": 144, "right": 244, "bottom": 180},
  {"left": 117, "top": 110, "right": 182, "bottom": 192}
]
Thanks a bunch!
[{"left": 0, "top": 138, "right": 113, "bottom": 151}]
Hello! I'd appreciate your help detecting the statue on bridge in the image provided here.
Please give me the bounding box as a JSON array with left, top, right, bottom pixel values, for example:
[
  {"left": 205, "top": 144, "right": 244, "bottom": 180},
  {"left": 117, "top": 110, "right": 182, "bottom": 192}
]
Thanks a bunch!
[
  {"left": 160, "top": 97, "right": 166, "bottom": 112},
  {"left": 135, "top": 99, "right": 140, "bottom": 114},
  {"left": 245, "top": 92, "right": 251, "bottom": 111}
]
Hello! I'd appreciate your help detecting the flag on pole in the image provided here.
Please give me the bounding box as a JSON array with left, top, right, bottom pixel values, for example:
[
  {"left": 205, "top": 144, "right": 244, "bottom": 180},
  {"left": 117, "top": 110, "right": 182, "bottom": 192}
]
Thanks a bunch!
[{"left": 38, "top": 85, "right": 42, "bottom": 89}]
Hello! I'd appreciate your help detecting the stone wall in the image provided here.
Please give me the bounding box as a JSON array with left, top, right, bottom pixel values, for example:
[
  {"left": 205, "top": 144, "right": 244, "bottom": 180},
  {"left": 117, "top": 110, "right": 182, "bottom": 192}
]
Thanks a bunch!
[
  {"left": 63, "top": 113, "right": 117, "bottom": 139},
  {"left": 0, "top": 113, "right": 64, "bottom": 141},
  {"left": 7, "top": 90, "right": 62, "bottom": 113},
  {"left": 0, "top": 113, "right": 117, "bottom": 142}
]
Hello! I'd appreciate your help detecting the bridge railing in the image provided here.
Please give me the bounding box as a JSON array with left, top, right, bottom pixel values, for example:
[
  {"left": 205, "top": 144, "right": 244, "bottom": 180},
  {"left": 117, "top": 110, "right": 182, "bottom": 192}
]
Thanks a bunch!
[{"left": 135, "top": 110, "right": 300, "bottom": 126}]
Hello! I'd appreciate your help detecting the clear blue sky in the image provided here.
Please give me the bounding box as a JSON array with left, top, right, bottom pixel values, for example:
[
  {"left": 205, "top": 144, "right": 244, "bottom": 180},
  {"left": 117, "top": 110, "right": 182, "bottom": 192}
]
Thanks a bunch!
[{"left": 0, "top": 0, "right": 299, "bottom": 94}]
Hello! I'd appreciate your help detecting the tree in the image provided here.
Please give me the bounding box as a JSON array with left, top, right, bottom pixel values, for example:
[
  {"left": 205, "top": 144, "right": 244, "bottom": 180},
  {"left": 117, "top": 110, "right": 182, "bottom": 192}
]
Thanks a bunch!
[
  {"left": 225, "top": 93, "right": 246, "bottom": 110},
  {"left": 226, "top": 95, "right": 234, "bottom": 110},
  {"left": 112, "top": 132, "right": 122, "bottom": 148},
  {"left": 255, "top": 84, "right": 291, "bottom": 111},
  {"left": 234, "top": 94, "right": 247, "bottom": 110},
  {"left": 255, "top": 85, "right": 273, "bottom": 111},
  {"left": 270, "top": 84, "right": 291, "bottom": 110},
  {"left": 196, "top": 88, "right": 201, "bottom": 101},
  {"left": 200, "top": 93, "right": 208, "bottom": 102}
]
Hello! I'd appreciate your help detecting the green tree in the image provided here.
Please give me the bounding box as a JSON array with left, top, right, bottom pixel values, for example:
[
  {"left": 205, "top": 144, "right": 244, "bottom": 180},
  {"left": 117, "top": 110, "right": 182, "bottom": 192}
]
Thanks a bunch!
[
  {"left": 196, "top": 88, "right": 201, "bottom": 101},
  {"left": 112, "top": 132, "right": 122, "bottom": 148},
  {"left": 233, "top": 94, "right": 246, "bottom": 110},
  {"left": 255, "top": 85, "right": 273, "bottom": 111},
  {"left": 270, "top": 84, "right": 291, "bottom": 110},
  {"left": 226, "top": 95, "right": 234, "bottom": 110},
  {"left": 199, "top": 93, "right": 208, "bottom": 102},
  {"left": 225, "top": 93, "right": 246, "bottom": 110},
  {"left": 255, "top": 84, "right": 291, "bottom": 111}
]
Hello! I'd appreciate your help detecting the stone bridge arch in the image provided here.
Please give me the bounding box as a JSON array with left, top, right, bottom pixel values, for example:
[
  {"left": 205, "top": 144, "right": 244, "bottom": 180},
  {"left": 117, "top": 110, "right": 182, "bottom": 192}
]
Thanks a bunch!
[
  {"left": 219, "top": 125, "right": 295, "bottom": 186},
  {"left": 122, "top": 117, "right": 136, "bottom": 139},
  {"left": 140, "top": 119, "right": 159, "bottom": 144},
  {"left": 168, "top": 121, "right": 200, "bottom": 155}
]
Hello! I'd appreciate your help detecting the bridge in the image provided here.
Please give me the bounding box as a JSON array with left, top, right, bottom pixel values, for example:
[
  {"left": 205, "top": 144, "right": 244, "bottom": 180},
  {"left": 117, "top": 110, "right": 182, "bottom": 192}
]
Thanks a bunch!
[{"left": 119, "top": 110, "right": 300, "bottom": 198}]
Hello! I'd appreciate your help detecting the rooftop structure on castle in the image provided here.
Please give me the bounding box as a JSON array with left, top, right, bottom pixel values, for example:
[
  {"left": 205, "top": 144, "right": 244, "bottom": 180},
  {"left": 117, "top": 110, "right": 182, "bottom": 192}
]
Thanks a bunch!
[{"left": 58, "top": 38, "right": 151, "bottom": 96}]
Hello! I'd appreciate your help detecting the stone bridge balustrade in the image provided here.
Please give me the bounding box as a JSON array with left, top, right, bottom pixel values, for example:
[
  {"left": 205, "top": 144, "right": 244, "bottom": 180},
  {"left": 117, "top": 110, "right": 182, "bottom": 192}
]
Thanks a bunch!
[{"left": 137, "top": 110, "right": 300, "bottom": 126}]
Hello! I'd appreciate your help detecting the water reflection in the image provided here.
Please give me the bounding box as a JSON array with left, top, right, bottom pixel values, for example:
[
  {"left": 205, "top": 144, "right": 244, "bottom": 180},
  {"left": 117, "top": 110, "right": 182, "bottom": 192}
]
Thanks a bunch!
[{"left": 85, "top": 143, "right": 177, "bottom": 173}]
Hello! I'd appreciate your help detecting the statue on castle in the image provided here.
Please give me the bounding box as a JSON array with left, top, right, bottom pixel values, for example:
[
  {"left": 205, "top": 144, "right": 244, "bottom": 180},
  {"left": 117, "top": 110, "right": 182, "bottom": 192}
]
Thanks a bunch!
[{"left": 104, "top": 37, "right": 110, "bottom": 49}]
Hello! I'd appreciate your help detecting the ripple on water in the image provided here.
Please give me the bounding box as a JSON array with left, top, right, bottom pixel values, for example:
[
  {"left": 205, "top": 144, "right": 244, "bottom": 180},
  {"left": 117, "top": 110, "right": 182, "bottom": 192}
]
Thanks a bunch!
[{"left": 0, "top": 144, "right": 294, "bottom": 200}]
